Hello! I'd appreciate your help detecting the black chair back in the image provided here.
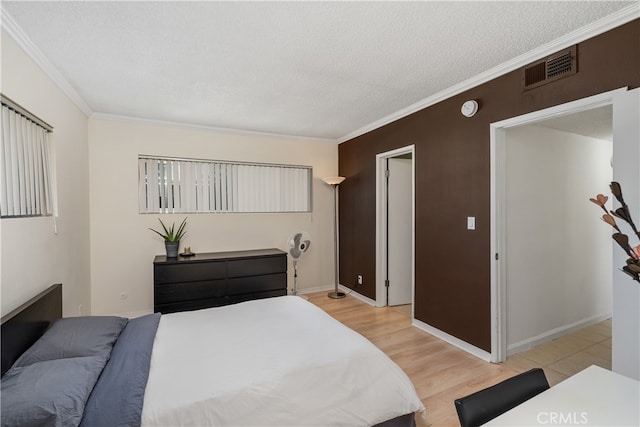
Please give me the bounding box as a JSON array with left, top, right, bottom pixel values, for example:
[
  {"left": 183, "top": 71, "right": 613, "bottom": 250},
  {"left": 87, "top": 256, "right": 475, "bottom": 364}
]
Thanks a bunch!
[{"left": 454, "top": 368, "right": 550, "bottom": 427}]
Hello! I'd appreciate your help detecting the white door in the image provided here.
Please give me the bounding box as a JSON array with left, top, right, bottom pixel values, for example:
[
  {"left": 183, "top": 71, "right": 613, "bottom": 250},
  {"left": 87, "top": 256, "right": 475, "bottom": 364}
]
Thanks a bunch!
[{"left": 387, "top": 157, "right": 412, "bottom": 306}]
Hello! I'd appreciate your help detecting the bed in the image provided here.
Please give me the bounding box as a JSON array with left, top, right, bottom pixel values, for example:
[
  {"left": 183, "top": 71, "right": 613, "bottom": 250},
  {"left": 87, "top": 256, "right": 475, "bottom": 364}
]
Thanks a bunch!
[{"left": 1, "top": 284, "right": 425, "bottom": 426}]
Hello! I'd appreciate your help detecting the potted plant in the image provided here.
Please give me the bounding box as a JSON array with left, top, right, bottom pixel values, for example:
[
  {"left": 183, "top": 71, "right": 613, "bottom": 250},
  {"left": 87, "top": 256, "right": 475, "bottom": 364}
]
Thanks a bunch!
[{"left": 149, "top": 217, "right": 187, "bottom": 258}]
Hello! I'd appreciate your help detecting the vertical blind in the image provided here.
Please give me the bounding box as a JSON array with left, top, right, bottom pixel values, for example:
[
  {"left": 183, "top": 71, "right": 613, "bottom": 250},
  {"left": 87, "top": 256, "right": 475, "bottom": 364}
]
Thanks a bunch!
[
  {"left": 139, "top": 156, "right": 312, "bottom": 214},
  {"left": 1, "top": 104, "right": 53, "bottom": 217}
]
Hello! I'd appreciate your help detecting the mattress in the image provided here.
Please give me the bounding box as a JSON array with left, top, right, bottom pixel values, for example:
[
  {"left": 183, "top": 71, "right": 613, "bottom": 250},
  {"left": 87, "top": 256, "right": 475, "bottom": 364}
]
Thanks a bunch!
[{"left": 142, "top": 296, "right": 425, "bottom": 426}]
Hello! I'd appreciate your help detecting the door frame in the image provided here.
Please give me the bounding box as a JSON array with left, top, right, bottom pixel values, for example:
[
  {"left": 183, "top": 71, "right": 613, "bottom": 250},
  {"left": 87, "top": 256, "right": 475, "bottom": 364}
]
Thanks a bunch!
[
  {"left": 490, "top": 87, "right": 628, "bottom": 363},
  {"left": 375, "top": 145, "right": 415, "bottom": 310}
]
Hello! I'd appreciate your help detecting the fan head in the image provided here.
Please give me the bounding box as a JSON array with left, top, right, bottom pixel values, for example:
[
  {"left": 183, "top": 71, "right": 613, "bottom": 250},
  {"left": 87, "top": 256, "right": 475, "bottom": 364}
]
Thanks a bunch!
[{"left": 288, "top": 231, "right": 311, "bottom": 260}]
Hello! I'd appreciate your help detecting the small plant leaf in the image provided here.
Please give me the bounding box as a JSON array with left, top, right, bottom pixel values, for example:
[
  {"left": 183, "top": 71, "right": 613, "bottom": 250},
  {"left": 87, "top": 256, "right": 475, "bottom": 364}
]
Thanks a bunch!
[
  {"left": 627, "top": 263, "right": 640, "bottom": 274},
  {"left": 149, "top": 217, "right": 188, "bottom": 242},
  {"left": 610, "top": 181, "right": 624, "bottom": 203},
  {"left": 610, "top": 207, "right": 631, "bottom": 222},
  {"left": 149, "top": 228, "right": 167, "bottom": 239},
  {"left": 590, "top": 197, "right": 609, "bottom": 214},
  {"left": 622, "top": 266, "right": 640, "bottom": 282},
  {"left": 602, "top": 214, "right": 621, "bottom": 232},
  {"left": 612, "top": 233, "right": 633, "bottom": 257}
]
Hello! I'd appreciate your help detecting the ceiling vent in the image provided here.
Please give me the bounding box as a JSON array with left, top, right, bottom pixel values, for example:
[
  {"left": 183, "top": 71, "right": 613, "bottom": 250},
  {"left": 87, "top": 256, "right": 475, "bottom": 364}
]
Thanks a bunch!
[{"left": 522, "top": 45, "right": 577, "bottom": 91}]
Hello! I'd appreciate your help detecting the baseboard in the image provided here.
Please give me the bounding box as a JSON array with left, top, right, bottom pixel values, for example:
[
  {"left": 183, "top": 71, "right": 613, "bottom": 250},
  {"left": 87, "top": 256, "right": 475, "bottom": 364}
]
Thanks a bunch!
[
  {"left": 338, "top": 285, "right": 377, "bottom": 306},
  {"left": 507, "top": 312, "right": 612, "bottom": 356},
  {"left": 297, "top": 284, "right": 334, "bottom": 295},
  {"left": 413, "top": 319, "right": 492, "bottom": 362},
  {"left": 298, "top": 284, "right": 377, "bottom": 307}
]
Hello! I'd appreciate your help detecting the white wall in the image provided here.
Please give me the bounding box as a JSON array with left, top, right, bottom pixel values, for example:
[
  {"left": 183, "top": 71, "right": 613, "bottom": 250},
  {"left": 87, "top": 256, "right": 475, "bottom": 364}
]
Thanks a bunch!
[
  {"left": 505, "top": 125, "right": 612, "bottom": 351},
  {"left": 88, "top": 118, "right": 338, "bottom": 316},
  {"left": 0, "top": 31, "right": 90, "bottom": 317}
]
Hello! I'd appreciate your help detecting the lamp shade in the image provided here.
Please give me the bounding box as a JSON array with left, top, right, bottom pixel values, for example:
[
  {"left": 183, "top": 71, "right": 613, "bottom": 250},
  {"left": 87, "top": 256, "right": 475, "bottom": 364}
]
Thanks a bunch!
[{"left": 322, "top": 176, "right": 346, "bottom": 185}]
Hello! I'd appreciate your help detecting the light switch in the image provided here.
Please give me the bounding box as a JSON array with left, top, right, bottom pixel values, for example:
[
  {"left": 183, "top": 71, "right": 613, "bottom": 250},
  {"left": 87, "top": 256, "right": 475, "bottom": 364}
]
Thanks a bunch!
[{"left": 467, "top": 216, "right": 476, "bottom": 230}]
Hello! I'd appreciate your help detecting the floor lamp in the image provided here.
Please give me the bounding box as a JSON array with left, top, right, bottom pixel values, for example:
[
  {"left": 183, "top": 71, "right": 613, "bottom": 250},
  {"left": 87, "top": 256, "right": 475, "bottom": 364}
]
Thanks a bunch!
[{"left": 323, "top": 176, "right": 346, "bottom": 299}]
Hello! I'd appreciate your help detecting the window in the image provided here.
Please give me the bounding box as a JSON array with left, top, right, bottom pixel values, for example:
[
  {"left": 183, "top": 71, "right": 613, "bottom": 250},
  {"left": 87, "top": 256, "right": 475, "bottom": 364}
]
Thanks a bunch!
[
  {"left": 1, "top": 96, "right": 53, "bottom": 218},
  {"left": 138, "top": 156, "right": 312, "bottom": 214}
]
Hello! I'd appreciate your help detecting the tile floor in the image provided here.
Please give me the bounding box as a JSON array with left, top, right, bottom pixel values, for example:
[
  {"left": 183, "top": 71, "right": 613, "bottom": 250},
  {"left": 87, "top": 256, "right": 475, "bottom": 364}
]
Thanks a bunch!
[{"left": 501, "top": 319, "right": 612, "bottom": 386}]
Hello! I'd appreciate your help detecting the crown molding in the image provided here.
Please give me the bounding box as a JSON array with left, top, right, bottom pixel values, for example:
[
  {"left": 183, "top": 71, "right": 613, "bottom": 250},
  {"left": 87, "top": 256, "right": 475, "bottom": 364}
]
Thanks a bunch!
[
  {"left": 1, "top": 8, "right": 93, "bottom": 117},
  {"left": 90, "top": 112, "right": 339, "bottom": 144},
  {"left": 337, "top": 4, "right": 640, "bottom": 144}
]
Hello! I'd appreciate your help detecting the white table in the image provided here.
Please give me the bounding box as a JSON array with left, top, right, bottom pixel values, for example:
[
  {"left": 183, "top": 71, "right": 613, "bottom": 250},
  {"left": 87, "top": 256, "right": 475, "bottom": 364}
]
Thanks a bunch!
[{"left": 485, "top": 365, "right": 640, "bottom": 426}]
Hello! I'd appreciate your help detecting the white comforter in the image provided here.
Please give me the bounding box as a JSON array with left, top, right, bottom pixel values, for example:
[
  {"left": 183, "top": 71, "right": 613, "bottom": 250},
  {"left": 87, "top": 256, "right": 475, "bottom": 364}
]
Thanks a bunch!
[{"left": 141, "top": 296, "right": 424, "bottom": 426}]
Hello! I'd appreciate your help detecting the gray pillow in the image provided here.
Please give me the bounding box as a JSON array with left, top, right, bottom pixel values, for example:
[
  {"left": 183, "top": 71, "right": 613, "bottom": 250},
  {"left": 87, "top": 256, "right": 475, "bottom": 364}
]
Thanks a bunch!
[
  {"left": 1, "top": 356, "right": 107, "bottom": 427},
  {"left": 14, "top": 316, "right": 127, "bottom": 367},
  {"left": 80, "top": 313, "right": 161, "bottom": 427}
]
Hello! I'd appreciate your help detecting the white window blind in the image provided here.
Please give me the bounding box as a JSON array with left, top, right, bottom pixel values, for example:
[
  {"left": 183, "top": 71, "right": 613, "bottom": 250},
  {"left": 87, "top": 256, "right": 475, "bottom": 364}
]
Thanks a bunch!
[
  {"left": 139, "top": 156, "right": 312, "bottom": 214},
  {"left": 1, "top": 101, "right": 53, "bottom": 218}
]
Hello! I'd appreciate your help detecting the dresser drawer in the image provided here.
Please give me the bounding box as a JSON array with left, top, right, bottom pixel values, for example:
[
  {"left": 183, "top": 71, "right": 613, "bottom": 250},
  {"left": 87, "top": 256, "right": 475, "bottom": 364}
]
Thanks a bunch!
[
  {"left": 154, "top": 261, "right": 226, "bottom": 284},
  {"left": 154, "top": 296, "right": 229, "bottom": 314},
  {"left": 227, "top": 256, "right": 286, "bottom": 278},
  {"left": 227, "top": 289, "right": 287, "bottom": 305},
  {"left": 154, "top": 279, "right": 227, "bottom": 305},
  {"left": 228, "top": 272, "right": 286, "bottom": 295}
]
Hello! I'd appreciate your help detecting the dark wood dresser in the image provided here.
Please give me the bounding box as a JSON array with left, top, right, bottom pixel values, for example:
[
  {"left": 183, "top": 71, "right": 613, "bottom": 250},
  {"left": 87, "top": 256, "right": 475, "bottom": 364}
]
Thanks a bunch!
[{"left": 153, "top": 248, "right": 287, "bottom": 314}]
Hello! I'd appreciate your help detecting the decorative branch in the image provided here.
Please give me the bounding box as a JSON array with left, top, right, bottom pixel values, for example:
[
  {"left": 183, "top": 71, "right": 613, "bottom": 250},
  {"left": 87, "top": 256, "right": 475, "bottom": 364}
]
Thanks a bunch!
[
  {"left": 609, "top": 182, "right": 640, "bottom": 238},
  {"left": 592, "top": 182, "right": 640, "bottom": 283}
]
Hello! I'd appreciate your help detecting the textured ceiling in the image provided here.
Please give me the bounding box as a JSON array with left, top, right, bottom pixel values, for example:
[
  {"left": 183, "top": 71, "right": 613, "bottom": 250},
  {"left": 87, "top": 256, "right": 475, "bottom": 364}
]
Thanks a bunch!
[{"left": 1, "top": 1, "right": 635, "bottom": 141}]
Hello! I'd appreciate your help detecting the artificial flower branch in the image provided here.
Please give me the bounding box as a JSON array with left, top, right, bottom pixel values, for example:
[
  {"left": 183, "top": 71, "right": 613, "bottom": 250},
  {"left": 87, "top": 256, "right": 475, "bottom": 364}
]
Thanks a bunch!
[
  {"left": 591, "top": 181, "right": 640, "bottom": 283},
  {"left": 609, "top": 181, "right": 640, "bottom": 238}
]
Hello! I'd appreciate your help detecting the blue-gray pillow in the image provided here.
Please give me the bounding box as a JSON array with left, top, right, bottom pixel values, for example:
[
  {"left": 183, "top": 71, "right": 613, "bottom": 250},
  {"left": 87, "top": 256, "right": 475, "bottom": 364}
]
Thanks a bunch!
[
  {"left": 1, "top": 356, "right": 107, "bottom": 427},
  {"left": 80, "top": 313, "right": 161, "bottom": 427},
  {"left": 14, "top": 316, "right": 128, "bottom": 367}
]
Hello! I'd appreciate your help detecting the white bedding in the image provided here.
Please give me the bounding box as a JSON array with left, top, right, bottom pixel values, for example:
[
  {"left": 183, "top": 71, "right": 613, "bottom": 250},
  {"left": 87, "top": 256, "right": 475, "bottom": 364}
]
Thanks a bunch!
[{"left": 141, "top": 296, "right": 424, "bottom": 426}]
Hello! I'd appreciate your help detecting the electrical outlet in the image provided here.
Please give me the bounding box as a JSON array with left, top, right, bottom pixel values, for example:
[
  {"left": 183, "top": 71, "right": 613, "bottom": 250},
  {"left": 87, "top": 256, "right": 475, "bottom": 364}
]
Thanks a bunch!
[{"left": 357, "top": 275, "right": 363, "bottom": 285}]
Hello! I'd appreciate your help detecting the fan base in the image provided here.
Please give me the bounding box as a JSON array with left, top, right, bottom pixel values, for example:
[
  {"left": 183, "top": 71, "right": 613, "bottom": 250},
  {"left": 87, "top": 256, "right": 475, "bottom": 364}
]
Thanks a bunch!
[{"left": 328, "top": 291, "right": 346, "bottom": 299}]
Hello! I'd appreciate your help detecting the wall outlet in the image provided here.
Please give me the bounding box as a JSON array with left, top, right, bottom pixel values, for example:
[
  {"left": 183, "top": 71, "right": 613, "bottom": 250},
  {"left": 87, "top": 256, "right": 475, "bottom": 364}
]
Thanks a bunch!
[{"left": 357, "top": 275, "right": 363, "bottom": 285}]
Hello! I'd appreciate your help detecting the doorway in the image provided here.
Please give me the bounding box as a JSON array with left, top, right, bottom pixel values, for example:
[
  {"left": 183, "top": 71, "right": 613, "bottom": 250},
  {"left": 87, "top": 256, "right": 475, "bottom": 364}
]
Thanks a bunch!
[
  {"left": 376, "top": 145, "right": 415, "bottom": 311},
  {"left": 503, "top": 107, "right": 613, "bottom": 358},
  {"left": 490, "top": 87, "right": 640, "bottom": 375}
]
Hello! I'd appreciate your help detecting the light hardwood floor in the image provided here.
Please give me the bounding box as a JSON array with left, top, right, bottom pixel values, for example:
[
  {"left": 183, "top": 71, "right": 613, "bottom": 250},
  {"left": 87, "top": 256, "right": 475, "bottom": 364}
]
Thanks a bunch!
[{"left": 307, "top": 292, "right": 611, "bottom": 427}]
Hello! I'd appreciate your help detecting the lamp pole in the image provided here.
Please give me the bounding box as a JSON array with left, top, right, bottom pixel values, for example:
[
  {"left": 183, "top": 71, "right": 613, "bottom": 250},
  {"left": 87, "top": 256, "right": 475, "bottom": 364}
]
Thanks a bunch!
[{"left": 323, "top": 177, "right": 346, "bottom": 299}]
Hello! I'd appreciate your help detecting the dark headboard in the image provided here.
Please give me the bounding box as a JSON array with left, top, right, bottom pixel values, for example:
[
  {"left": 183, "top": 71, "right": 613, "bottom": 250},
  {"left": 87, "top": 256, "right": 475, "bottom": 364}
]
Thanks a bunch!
[{"left": 1, "top": 283, "right": 62, "bottom": 376}]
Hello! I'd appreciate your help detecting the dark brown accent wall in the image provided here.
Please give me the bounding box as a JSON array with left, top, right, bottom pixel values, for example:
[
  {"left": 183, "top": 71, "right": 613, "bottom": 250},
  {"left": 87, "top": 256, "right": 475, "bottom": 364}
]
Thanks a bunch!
[{"left": 338, "top": 20, "right": 640, "bottom": 352}]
